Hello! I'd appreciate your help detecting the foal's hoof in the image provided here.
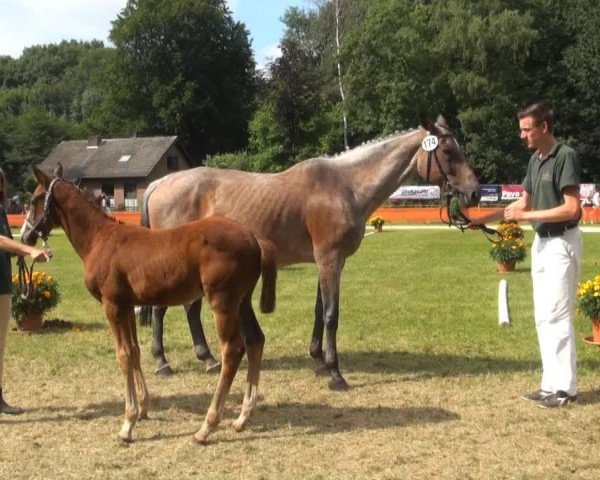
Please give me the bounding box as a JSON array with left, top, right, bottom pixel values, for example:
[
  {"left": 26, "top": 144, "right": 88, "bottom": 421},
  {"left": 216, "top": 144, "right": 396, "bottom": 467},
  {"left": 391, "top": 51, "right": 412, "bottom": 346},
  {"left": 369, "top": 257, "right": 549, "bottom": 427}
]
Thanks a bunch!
[
  {"left": 204, "top": 361, "right": 221, "bottom": 375},
  {"left": 154, "top": 363, "right": 174, "bottom": 376},
  {"left": 328, "top": 378, "right": 350, "bottom": 391},
  {"left": 193, "top": 426, "right": 212, "bottom": 445},
  {"left": 314, "top": 364, "right": 330, "bottom": 377}
]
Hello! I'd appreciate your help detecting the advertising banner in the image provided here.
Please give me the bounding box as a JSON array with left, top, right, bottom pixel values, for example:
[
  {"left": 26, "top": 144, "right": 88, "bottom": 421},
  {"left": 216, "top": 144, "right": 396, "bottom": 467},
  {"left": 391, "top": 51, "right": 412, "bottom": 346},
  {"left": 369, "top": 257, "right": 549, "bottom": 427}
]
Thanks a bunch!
[
  {"left": 389, "top": 185, "right": 440, "bottom": 200},
  {"left": 501, "top": 185, "right": 524, "bottom": 200},
  {"left": 479, "top": 185, "right": 501, "bottom": 203}
]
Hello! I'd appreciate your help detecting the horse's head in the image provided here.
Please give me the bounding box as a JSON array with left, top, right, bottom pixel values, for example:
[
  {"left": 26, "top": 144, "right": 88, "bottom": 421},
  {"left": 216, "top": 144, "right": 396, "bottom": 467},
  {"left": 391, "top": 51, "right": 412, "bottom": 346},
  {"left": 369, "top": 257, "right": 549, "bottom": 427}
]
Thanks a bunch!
[
  {"left": 21, "top": 163, "right": 64, "bottom": 246},
  {"left": 416, "top": 115, "right": 480, "bottom": 207}
]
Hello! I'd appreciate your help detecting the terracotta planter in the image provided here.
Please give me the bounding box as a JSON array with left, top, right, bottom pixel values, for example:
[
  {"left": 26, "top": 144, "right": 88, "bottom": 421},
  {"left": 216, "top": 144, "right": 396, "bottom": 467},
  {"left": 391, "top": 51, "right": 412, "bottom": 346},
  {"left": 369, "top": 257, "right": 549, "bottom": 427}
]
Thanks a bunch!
[
  {"left": 17, "top": 312, "right": 43, "bottom": 332},
  {"left": 592, "top": 319, "right": 600, "bottom": 344},
  {"left": 496, "top": 261, "right": 515, "bottom": 272}
]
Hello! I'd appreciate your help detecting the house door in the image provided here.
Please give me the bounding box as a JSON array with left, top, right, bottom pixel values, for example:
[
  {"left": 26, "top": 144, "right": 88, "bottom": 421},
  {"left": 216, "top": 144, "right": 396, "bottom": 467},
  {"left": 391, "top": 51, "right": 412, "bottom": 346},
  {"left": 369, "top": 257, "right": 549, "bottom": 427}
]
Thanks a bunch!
[{"left": 101, "top": 183, "right": 115, "bottom": 210}]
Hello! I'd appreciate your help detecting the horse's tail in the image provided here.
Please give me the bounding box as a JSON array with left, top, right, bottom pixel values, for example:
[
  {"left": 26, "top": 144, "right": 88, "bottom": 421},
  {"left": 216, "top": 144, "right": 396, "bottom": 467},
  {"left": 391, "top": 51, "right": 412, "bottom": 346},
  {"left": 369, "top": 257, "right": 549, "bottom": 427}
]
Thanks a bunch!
[
  {"left": 257, "top": 237, "right": 277, "bottom": 314},
  {"left": 140, "top": 179, "right": 161, "bottom": 229},
  {"left": 139, "top": 180, "right": 161, "bottom": 326}
]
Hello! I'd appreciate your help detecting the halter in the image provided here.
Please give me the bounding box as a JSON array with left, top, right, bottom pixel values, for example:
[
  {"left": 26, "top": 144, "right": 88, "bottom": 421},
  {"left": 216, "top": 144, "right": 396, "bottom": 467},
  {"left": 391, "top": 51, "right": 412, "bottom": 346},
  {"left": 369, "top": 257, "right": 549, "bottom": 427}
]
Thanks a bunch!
[
  {"left": 23, "top": 177, "right": 62, "bottom": 243},
  {"left": 18, "top": 178, "right": 61, "bottom": 304}
]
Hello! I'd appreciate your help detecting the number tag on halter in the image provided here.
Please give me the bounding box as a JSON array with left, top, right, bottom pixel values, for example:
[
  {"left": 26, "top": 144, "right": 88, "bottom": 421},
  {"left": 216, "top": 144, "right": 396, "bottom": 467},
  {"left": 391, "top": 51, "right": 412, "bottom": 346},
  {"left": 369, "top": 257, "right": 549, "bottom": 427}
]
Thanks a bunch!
[{"left": 422, "top": 135, "right": 439, "bottom": 152}]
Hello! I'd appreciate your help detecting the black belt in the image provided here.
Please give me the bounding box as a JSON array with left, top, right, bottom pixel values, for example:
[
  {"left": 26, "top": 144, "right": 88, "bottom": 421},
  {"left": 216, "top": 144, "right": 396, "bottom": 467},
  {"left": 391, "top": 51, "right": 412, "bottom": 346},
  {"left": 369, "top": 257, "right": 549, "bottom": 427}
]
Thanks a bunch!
[{"left": 537, "top": 224, "right": 578, "bottom": 238}]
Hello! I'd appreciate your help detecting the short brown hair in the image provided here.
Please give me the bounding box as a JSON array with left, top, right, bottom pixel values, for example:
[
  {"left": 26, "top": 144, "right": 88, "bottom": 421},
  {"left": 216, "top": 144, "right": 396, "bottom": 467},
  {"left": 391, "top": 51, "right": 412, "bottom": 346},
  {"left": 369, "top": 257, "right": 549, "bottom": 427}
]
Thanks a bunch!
[{"left": 518, "top": 102, "right": 554, "bottom": 133}]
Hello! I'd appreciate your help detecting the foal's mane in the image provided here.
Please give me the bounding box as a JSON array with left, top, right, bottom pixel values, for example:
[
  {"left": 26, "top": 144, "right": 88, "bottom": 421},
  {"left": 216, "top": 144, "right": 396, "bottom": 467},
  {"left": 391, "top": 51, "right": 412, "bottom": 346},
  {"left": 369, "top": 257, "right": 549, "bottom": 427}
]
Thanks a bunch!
[{"left": 61, "top": 180, "right": 121, "bottom": 224}]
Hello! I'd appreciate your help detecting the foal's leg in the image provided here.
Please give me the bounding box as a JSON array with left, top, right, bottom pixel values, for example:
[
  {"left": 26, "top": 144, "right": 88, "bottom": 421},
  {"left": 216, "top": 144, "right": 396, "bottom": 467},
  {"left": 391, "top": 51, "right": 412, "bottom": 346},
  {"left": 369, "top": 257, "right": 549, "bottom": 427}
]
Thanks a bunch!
[
  {"left": 184, "top": 299, "right": 220, "bottom": 374},
  {"left": 128, "top": 310, "right": 150, "bottom": 420},
  {"left": 315, "top": 255, "right": 348, "bottom": 391},
  {"left": 232, "top": 297, "right": 265, "bottom": 432},
  {"left": 105, "top": 302, "right": 141, "bottom": 442},
  {"left": 151, "top": 306, "right": 173, "bottom": 376},
  {"left": 194, "top": 308, "right": 245, "bottom": 444}
]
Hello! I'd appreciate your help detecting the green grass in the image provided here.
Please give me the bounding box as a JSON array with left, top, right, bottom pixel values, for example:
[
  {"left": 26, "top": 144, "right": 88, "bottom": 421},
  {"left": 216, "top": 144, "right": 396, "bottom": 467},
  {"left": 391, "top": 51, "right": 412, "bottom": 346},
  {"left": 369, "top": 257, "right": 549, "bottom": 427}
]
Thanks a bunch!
[{"left": 3, "top": 227, "right": 600, "bottom": 479}]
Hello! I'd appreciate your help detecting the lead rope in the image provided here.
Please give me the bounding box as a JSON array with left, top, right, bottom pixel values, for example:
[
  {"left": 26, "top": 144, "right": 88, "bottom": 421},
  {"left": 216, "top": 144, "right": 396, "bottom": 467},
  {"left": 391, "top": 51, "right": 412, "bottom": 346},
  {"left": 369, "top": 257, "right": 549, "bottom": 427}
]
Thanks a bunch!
[
  {"left": 439, "top": 192, "right": 502, "bottom": 242},
  {"left": 17, "top": 256, "right": 37, "bottom": 303}
]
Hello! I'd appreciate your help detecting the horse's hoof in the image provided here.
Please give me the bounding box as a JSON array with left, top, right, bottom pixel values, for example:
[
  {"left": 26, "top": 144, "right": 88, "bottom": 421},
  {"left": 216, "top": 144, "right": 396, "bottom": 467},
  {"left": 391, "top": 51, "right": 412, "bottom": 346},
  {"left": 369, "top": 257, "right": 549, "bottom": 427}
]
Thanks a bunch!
[
  {"left": 205, "top": 361, "right": 221, "bottom": 375},
  {"left": 138, "top": 412, "right": 149, "bottom": 421},
  {"left": 154, "top": 363, "right": 174, "bottom": 376},
  {"left": 328, "top": 378, "right": 350, "bottom": 391},
  {"left": 314, "top": 364, "right": 329, "bottom": 377}
]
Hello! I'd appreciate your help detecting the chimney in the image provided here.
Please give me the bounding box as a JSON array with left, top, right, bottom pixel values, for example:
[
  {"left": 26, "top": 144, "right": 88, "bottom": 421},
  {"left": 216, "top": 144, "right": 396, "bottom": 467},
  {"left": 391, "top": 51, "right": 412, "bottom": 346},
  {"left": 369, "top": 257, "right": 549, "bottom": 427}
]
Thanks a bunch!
[{"left": 87, "top": 136, "right": 101, "bottom": 149}]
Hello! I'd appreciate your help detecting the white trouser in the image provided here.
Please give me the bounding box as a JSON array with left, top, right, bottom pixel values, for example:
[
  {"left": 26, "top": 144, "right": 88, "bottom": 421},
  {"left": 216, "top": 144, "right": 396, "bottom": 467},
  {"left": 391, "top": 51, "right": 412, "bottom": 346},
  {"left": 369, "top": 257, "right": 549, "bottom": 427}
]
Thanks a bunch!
[
  {"left": 0, "top": 294, "right": 11, "bottom": 389},
  {"left": 531, "top": 227, "right": 582, "bottom": 396}
]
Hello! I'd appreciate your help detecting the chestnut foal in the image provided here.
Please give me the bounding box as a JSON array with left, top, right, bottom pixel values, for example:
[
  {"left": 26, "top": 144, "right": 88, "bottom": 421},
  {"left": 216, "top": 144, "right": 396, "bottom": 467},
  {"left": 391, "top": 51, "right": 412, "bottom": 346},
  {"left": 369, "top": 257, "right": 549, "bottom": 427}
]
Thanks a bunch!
[{"left": 21, "top": 164, "right": 277, "bottom": 444}]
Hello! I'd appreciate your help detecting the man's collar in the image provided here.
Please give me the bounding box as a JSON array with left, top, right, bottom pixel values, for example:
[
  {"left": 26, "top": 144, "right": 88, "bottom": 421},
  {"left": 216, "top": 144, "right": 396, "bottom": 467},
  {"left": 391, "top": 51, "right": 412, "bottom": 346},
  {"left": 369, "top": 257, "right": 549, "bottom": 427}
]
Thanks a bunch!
[{"left": 536, "top": 142, "right": 561, "bottom": 161}]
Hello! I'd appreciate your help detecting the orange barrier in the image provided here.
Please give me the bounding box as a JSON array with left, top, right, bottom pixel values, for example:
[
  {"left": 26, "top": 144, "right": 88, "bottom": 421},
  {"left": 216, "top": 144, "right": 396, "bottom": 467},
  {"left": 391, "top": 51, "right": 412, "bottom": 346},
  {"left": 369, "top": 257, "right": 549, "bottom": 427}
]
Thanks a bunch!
[
  {"left": 370, "top": 207, "right": 504, "bottom": 223},
  {"left": 8, "top": 211, "right": 142, "bottom": 228},
  {"left": 8, "top": 207, "right": 599, "bottom": 228}
]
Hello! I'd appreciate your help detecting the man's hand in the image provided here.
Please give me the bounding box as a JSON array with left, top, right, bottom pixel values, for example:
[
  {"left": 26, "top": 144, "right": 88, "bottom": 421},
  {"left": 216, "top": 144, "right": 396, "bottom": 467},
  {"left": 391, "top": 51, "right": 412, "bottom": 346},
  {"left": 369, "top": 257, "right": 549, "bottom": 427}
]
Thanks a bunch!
[
  {"left": 29, "top": 248, "right": 52, "bottom": 262},
  {"left": 504, "top": 203, "right": 526, "bottom": 221}
]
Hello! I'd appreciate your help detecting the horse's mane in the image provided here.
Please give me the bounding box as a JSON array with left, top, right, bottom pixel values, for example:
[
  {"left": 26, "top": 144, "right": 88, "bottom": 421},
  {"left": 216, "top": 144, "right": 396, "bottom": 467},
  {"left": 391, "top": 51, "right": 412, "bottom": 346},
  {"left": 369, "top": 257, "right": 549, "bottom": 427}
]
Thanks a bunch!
[{"left": 327, "top": 127, "right": 419, "bottom": 164}]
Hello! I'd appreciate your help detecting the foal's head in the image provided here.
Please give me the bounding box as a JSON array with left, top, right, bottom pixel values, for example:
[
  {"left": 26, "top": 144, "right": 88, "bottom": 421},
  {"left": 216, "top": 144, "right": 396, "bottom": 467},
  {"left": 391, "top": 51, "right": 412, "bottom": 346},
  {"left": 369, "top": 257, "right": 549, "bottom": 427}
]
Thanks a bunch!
[
  {"left": 21, "top": 164, "right": 64, "bottom": 246},
  {"left": 416, "top": 115, "right": 480, "bottom": 207}
]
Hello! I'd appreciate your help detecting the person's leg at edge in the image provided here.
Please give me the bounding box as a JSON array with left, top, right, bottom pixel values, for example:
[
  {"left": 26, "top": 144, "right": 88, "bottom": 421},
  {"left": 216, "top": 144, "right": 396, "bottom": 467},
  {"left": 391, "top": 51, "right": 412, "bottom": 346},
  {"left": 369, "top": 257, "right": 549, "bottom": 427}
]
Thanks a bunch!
[{"left": 0, "top": 294, "right": 24, "bottom": 414}]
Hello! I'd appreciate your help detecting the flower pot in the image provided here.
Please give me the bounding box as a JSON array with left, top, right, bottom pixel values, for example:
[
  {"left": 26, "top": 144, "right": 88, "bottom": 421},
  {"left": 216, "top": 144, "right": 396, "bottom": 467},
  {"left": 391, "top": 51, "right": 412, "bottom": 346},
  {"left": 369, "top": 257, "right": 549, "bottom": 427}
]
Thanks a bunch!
[
  {"left": 593, "top": 319, "right": 600, "bottom": 344},
  {"left": 496, "top": 261, "right": 515, "bottom": 272},
  {"left": 374, "top": 225, "right": 383, "bottom": 233},
  {"left": 17, "top": 312, "right": 43, "bottom": 332}
]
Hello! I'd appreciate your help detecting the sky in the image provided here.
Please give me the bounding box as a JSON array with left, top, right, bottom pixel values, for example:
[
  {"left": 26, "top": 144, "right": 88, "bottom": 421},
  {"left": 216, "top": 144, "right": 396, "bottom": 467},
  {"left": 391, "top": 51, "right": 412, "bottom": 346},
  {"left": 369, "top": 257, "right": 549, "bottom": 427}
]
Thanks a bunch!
[{"left": 0, "top": 0, "right": 308, "bottom": 69}]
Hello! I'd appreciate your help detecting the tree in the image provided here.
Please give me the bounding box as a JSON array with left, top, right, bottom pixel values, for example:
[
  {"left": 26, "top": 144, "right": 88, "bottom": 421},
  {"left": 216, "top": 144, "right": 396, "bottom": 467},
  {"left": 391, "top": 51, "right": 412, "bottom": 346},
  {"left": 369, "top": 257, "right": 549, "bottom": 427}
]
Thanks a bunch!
[{"left": 106, "top": 0, "right": 256, "bottom": 162}]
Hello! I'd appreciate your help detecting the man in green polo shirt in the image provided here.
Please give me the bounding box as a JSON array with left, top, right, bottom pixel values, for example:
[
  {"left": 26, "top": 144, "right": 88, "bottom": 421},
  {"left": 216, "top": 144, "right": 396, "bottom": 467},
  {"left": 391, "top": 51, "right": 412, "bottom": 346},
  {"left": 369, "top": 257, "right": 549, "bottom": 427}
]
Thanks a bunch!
[{"left": 470, "top": 102, "right": 582, "bottom": 408}]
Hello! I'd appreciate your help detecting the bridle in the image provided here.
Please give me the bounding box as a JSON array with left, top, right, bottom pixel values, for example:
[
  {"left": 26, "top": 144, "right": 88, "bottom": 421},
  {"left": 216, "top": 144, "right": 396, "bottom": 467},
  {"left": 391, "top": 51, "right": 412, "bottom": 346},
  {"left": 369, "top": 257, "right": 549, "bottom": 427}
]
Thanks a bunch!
[{"left": 421, "top": 128, "right": 500, "bottom": 240}]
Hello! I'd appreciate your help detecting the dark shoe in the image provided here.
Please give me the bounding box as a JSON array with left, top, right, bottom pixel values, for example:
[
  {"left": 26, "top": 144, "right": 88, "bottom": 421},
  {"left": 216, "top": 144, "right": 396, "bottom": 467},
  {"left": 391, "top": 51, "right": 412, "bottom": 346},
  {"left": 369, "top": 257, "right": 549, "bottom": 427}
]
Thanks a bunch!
[
  {"left": 537, "top": 391, "right": 577, "bottom": 409},
  {"left": 0, "top": 388, "right": 24, "bottom": 415},
  {"left": 521, "top": 389, "right": 552, "bottom": 402}
]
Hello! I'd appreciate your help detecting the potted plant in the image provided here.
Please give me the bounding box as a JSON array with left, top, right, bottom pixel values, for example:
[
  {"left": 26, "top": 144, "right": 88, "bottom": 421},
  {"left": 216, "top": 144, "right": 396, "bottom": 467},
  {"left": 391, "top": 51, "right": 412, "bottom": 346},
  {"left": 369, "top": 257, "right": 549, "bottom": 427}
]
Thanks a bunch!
[
  {"left": 489, "top": 221, "right": 527, "bottom": 272},
  {"left": 370, "top": 216, "right": 385, "bottom": 232},
  {"left": 11, "top": 270, "right": 61, "bottom": 332},
  {"left": 577, "top": 275, "right": 600, "bottom": 344}
]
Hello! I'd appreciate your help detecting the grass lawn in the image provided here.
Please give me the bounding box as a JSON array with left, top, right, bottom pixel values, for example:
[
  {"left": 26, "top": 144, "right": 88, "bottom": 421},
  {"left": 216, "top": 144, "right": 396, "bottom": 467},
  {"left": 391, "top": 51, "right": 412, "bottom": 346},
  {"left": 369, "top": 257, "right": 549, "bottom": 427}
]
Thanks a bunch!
[{"left": 2, "top": 227, "right": 600, "bottom": 479}]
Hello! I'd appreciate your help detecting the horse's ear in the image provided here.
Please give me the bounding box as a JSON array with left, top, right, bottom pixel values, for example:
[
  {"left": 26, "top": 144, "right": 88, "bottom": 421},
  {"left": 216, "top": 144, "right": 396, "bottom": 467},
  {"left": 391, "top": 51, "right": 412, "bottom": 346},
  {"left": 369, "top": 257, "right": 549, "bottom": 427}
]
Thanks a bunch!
[
  {"left": 420, "top": 116, "right": 438, "bottom": 135},
  {"left": 54, "top": 163, "right": 63, "bottom": 178},
  {"left": 33, "top": 165, "right": 51, "bottom": 186},
  {"left": 436, "top": 114, "right": 449, "bottom": 129}
]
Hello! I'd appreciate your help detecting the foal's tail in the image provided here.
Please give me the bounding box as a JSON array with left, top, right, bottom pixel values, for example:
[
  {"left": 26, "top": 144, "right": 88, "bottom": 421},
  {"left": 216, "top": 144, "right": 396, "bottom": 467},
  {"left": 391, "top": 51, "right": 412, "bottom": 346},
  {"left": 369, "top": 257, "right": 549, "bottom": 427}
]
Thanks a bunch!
[{"left": 257, "top": 237, "right": 277, "bottom": 314}]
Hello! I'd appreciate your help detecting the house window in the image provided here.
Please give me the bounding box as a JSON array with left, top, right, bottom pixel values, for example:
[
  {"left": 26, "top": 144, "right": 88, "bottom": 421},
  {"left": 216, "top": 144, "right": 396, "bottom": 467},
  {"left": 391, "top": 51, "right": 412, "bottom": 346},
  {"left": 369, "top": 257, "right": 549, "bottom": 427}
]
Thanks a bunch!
[
  {"left": 119, "top": 155, "right": 132, "bottom": 163},
  {"left": 167, "top": 155, "right": 179, "bottom": 171}
]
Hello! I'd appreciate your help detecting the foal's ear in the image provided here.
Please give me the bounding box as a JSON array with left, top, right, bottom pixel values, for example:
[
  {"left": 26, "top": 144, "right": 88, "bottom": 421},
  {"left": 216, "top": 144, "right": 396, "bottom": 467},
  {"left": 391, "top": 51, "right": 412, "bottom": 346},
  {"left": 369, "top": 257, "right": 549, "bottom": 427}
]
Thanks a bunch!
[{"left": 33, "top": 165, "right": 51, "bottom": 186}]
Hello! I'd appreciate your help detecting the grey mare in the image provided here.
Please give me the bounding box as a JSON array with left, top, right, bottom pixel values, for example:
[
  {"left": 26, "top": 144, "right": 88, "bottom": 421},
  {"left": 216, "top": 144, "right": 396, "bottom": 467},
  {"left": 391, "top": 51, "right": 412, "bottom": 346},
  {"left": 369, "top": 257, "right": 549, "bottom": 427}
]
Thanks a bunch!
[{"left": 142, "top": 116, "right": 480, "bottom": 390}]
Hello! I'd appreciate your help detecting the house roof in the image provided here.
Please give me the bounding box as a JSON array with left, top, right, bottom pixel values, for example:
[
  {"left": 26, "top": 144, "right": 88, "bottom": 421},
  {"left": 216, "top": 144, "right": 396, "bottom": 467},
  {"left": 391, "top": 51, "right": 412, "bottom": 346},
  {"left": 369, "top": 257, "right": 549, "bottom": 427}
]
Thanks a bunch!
[{"left": 39, "top": 136, "right": 181, "bottom": 179}]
